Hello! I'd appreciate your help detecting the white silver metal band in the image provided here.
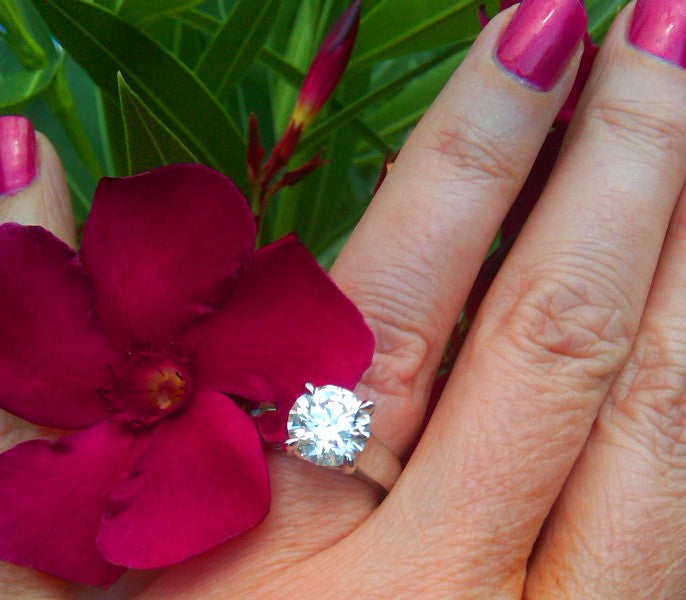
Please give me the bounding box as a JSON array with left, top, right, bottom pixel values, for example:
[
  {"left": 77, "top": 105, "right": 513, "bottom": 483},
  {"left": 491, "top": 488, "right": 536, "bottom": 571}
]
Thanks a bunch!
[{"left": 352, "top": 436, "right": 402, "bottom": 494}]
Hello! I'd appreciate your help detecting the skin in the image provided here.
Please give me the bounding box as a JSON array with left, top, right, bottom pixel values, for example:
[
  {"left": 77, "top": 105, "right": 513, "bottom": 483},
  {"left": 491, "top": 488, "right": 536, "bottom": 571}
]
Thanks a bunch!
[{"left": 2, "top": 3, "right": 686, "bottom": 598}]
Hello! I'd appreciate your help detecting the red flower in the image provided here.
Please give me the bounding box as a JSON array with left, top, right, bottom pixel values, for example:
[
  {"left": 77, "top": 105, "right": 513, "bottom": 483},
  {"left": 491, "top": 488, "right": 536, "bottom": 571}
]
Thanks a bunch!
[{"left": 0, "top": 164, "right": 373, "bottom": 588}]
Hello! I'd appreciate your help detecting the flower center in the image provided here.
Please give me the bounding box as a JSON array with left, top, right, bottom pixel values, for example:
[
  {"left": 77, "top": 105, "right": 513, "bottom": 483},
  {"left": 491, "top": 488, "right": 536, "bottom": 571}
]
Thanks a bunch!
[{"left": 107, "top": 350, "right": 191, "bottom": 424}]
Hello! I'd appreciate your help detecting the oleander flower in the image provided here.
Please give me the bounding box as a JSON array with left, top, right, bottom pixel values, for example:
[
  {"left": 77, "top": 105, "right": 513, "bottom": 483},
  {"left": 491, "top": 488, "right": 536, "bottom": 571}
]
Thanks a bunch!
[{"left": 0, "top": 163, "right": 374, "bottom": 588}]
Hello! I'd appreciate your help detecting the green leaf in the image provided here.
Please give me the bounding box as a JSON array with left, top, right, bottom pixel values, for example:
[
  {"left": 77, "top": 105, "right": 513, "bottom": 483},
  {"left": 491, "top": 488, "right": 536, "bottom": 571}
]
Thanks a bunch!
[
  {"left": 0, "top": 54, "right": 61, "bottom": 110},
  {"left": 117, "top": 72, "right": 197, "bottom": 175},
  {"left": 96, "top": 88, "right": 128, "bottom": 176},
  {"left": 587, "top": 0, "right": 629, "bottom": 40},
  {"left": 179, "top": 9, "right": 220, "bottom": 34},
  {"left": 366, "top": 51, "right": 465, "bottom": 139},
  {"left": 118, "top": 0, "right": 204, "bottom": 27},
  {"left": 31, "top": 0, "right": 247, "bottom": 185},
  {"left": 271, "top": 0, "right": 320, "bottom": 135},
  {"left": 195, "top": 0, "right": 279, "bottom": 103},
  {"left": 350, "top": 0, "right": 495, "bottom": 71},
  {"left": 298, "top": 41, "right": 468, "bottom": 156}
]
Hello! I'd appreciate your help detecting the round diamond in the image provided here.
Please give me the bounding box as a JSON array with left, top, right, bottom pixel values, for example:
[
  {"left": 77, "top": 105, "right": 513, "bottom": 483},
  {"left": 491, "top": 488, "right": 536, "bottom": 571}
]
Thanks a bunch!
[{"left": 287, "top": 385, "right": 372, "bottom": 467}]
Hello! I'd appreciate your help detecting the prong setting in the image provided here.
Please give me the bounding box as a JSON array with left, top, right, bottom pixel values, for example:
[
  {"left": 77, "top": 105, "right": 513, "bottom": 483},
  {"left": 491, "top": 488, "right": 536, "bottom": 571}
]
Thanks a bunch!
[
  {"left": 342, "top": 456, "right": 356, "bottom": 474},
  {"left": 359, "top": 400, "right": 374, "bottom": 414}
]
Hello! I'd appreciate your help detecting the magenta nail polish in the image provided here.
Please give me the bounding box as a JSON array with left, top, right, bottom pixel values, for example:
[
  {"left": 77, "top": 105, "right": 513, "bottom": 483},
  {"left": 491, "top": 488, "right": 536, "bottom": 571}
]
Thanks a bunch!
[
  {"left": 496, "top": 0, "right": 588, "bottom": 91},
  {"left": 0, "top": 115, "right": 37, "bottom": 196},
  {"left": 629, "top": 0, "right": 686, "bottom": 69}
]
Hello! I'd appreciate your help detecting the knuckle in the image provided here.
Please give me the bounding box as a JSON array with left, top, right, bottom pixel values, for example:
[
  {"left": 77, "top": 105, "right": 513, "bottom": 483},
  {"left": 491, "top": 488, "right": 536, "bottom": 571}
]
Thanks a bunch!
[
  {"left": 584, "top": 97, "right": 686, "bottom": 160},
  {"left": 608, "top": 321, "right": 686, "bottom": 468},
  {"left": 345, "top": 262, "right": 439, "bottom": 398},
  {"left": 422, "top": 109, "right": 522, "bottom": 194},
  {"left": 494, "top": 255, "right": 635, "bottom": 384}
]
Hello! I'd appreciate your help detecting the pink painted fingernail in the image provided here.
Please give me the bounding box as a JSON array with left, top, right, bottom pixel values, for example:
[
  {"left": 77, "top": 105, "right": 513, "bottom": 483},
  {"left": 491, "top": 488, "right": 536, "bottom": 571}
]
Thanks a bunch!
[
  {"left": 496, "top": 0, "right": 588, "bottom": 91},
  {"left": 629, "top": 0, "right": 686, "bottom": 70},
  {"left": 0, "top": 115, "right": 37, "bottom": 196}
]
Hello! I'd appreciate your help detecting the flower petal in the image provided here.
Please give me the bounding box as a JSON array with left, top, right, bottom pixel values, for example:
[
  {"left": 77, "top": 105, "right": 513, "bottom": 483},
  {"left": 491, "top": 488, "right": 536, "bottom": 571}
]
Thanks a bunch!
[
  {"left": 0, "top": 224, "right": 116, "bottom": 428},
  {"left": 97, "top": 390, "right": 270, "bottom": 569},
  {"left": 0, "top": 421, "right": 147, "bottom": 588},
  {"left": 81, "top": 164, "right": 256, "bottom": 349},
  {"left": 188, "top": 235, "right": 375, "bottom": 442}
]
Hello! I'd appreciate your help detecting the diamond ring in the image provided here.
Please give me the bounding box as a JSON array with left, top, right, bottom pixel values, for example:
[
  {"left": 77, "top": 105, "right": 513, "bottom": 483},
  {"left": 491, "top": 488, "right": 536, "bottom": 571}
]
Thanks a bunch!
[{"left": 283, "top": 383, "right": 402, "bottom": 493}]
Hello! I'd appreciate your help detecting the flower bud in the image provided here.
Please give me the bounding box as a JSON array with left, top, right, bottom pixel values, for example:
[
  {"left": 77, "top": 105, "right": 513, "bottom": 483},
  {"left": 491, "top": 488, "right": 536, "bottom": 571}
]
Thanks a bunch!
[{"left": 292, "top": 0, "right": 361, "bottom": 128}]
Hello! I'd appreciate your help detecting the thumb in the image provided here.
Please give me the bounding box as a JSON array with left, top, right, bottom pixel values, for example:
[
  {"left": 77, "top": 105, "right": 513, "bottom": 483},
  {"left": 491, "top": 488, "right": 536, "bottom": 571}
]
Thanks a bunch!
[{"left": 0, "top": 115, "right": 76, "bottom": 248}]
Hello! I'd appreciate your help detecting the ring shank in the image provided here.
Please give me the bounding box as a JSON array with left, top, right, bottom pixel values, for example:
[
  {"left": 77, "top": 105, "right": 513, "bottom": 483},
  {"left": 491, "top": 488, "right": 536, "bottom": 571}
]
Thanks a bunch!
[{"left": 354, "top": 436, "right": 402, "bottom": 494}]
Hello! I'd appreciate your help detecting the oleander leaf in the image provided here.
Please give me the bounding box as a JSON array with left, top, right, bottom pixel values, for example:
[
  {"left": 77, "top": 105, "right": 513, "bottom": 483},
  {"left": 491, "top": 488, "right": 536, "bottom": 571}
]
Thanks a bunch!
[
  {"left": 30, "top": 0, "right": 247, "bottom": 186},
  {"left": 117, "top": 73, "right": 197, "bottom": 175},
  {"left": 118, "top": 0, "right": 204, "bottom": 27},
  {"left": 0, "top": 54, "right": 61, "bottom": 110},
  {"left": 195, "top": 0, "right": 279, "bottom": 103},
  {"left": 349, "top": 0, "right": 497, "bottom": 71},
  {"left": 298, "top": 41, "right": 467, "bottom": 156}
]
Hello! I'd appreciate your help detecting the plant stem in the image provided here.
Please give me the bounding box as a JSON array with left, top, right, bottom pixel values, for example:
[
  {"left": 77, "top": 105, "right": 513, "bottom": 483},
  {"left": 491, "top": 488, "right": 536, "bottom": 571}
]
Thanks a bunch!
[{"left": 0, "top": 0, "right": 103, "bottom": 179}]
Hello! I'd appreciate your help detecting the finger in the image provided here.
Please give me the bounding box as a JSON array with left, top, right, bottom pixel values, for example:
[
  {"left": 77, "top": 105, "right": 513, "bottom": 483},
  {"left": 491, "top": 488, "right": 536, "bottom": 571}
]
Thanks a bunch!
[
  {"left": 0, "top": 116, "right": 79, "bottom": 600},
  {"left": 138, "top": 2, "right": 588, "bottom": 596},
  {"left": 0, "top": 115, "right": 77, "bottom": 451},
  {"left": 0, "top": 116, "right": 76, "bottom": 248},
  {"left": 527, "top": 8, "right": 686, "bottom": 586},
  {"left": 331, "top": 1, "right": 585, "bottom": 456},
  {"left": 526, "top": 187, "right": 686, "bottom": 600},
  {"left": 354, "top": 2, "right": 686, "bottom": 595}
]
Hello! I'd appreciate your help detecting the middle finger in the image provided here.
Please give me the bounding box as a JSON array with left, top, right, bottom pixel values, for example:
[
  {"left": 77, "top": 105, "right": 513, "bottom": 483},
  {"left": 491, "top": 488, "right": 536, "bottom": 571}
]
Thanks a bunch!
[{"left": 353, "top": 2, "right": 686, "bottom": 596}]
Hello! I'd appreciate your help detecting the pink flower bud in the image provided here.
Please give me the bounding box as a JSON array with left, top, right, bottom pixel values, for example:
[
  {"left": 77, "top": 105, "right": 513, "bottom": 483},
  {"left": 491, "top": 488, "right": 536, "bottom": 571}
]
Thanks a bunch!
[{"left": 293, "top": 0, "right": 361, "bottom": 127}]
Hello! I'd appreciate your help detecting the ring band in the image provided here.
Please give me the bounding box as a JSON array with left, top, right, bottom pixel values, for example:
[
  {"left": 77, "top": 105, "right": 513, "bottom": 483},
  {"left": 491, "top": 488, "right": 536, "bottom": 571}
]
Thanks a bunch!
[
  {"left": 283, "top": 383, "right": 402, "bottom": 494},
  {"left": 348, "top": 435, "right": 401, "bottom": 493}
]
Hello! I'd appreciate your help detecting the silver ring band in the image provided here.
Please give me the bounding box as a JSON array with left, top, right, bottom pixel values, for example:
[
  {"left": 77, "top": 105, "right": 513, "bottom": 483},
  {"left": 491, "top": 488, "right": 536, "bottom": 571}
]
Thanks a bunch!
[{"left": 349, "top": 435, "right": 401, "bottom": 493}]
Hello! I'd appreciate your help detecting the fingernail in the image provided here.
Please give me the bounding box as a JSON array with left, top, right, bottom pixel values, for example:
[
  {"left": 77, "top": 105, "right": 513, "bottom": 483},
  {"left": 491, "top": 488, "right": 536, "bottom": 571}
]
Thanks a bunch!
[
  {"left": 0, "top": 115, "right": 37, "bottom": 196},
  {"left": 496, "top": 0, "right": 588, "bottom": 92},
  {"left": 629, "top": 0, "right": 686, "bottom": 70}
]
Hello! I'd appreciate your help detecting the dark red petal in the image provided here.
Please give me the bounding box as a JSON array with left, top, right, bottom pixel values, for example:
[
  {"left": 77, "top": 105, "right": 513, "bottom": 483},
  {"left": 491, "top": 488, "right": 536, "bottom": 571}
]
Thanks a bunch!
[
  {"left": 97, "top": 390, "right": 269, "bottom": 568},
  {"left": 0, "top": 421, "right": 148, "bottom": 588},
  {"left": 0, "top": 224, "right": 115, "bottom": 428},
  {"left": 187, "top": 235, "right": 375, "bottom": 443},
  {"left": 81, "top": 164, "right": 256, "bottom": 350}
]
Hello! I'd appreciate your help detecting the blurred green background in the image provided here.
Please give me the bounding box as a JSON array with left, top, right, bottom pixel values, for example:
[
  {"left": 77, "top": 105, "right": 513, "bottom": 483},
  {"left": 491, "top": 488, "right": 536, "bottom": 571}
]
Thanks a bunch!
[{"left": 0, "top": 0, "right": 628, "bottom": 266}]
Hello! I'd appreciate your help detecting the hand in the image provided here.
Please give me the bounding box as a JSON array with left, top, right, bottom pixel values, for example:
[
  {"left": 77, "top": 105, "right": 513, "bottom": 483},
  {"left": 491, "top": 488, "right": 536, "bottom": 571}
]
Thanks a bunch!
[{"left": 3, "top": 0, "right": 686, "bottom": 598}]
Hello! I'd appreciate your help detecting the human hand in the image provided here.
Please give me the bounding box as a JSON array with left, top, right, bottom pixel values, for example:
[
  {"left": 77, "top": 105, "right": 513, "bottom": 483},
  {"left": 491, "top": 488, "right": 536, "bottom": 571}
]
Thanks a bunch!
[{"left": 3, "top": 0, "right": 686, "bottom": 598}]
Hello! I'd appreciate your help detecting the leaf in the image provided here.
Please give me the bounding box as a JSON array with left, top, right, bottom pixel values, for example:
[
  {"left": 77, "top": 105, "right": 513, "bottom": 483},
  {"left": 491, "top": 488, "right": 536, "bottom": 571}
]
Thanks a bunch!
[
  {"left": 365, "top": 51, "right": 465, "bottom": 139},
  {"left": 180, "top": 9, "right": 221, "bottom": 34},
  {"left": 0, "top": 54, "right": 61, "bottom": 110},
  {"left": 587, "top": 0, "right": 629, "bottom": 40},
  {"left": 117, "top": 0, "right": 204, "bottom": 27},
  {"left": 350, "top": 0, "right": 496, "bottom": 71},
  {"left": 195, "top": 0, "right": 279, "bottom": 103},
  {"left": 117, "top": 72, "right": 197, "bottom": 175},
  {"left": 31, "top": 0, "right": 247, "bottom": 186},
  {"left": 272, "top": 0, "right": 321, "bottom": 135},
  {"left": 298, "top": 42, "right": 468, "bottom": 156}
]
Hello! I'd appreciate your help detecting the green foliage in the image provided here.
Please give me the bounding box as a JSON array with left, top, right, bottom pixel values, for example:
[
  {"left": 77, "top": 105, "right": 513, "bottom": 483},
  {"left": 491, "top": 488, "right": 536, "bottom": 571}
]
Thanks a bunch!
[
  {"left": 0, "top": 52, "right": 61, "bottom": 109},
  {"left": 117, "top": 73, "right": 197, "bottom": 175},
  {"left": 0, "top": 0, "right": 631, "bottom": 265}
]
